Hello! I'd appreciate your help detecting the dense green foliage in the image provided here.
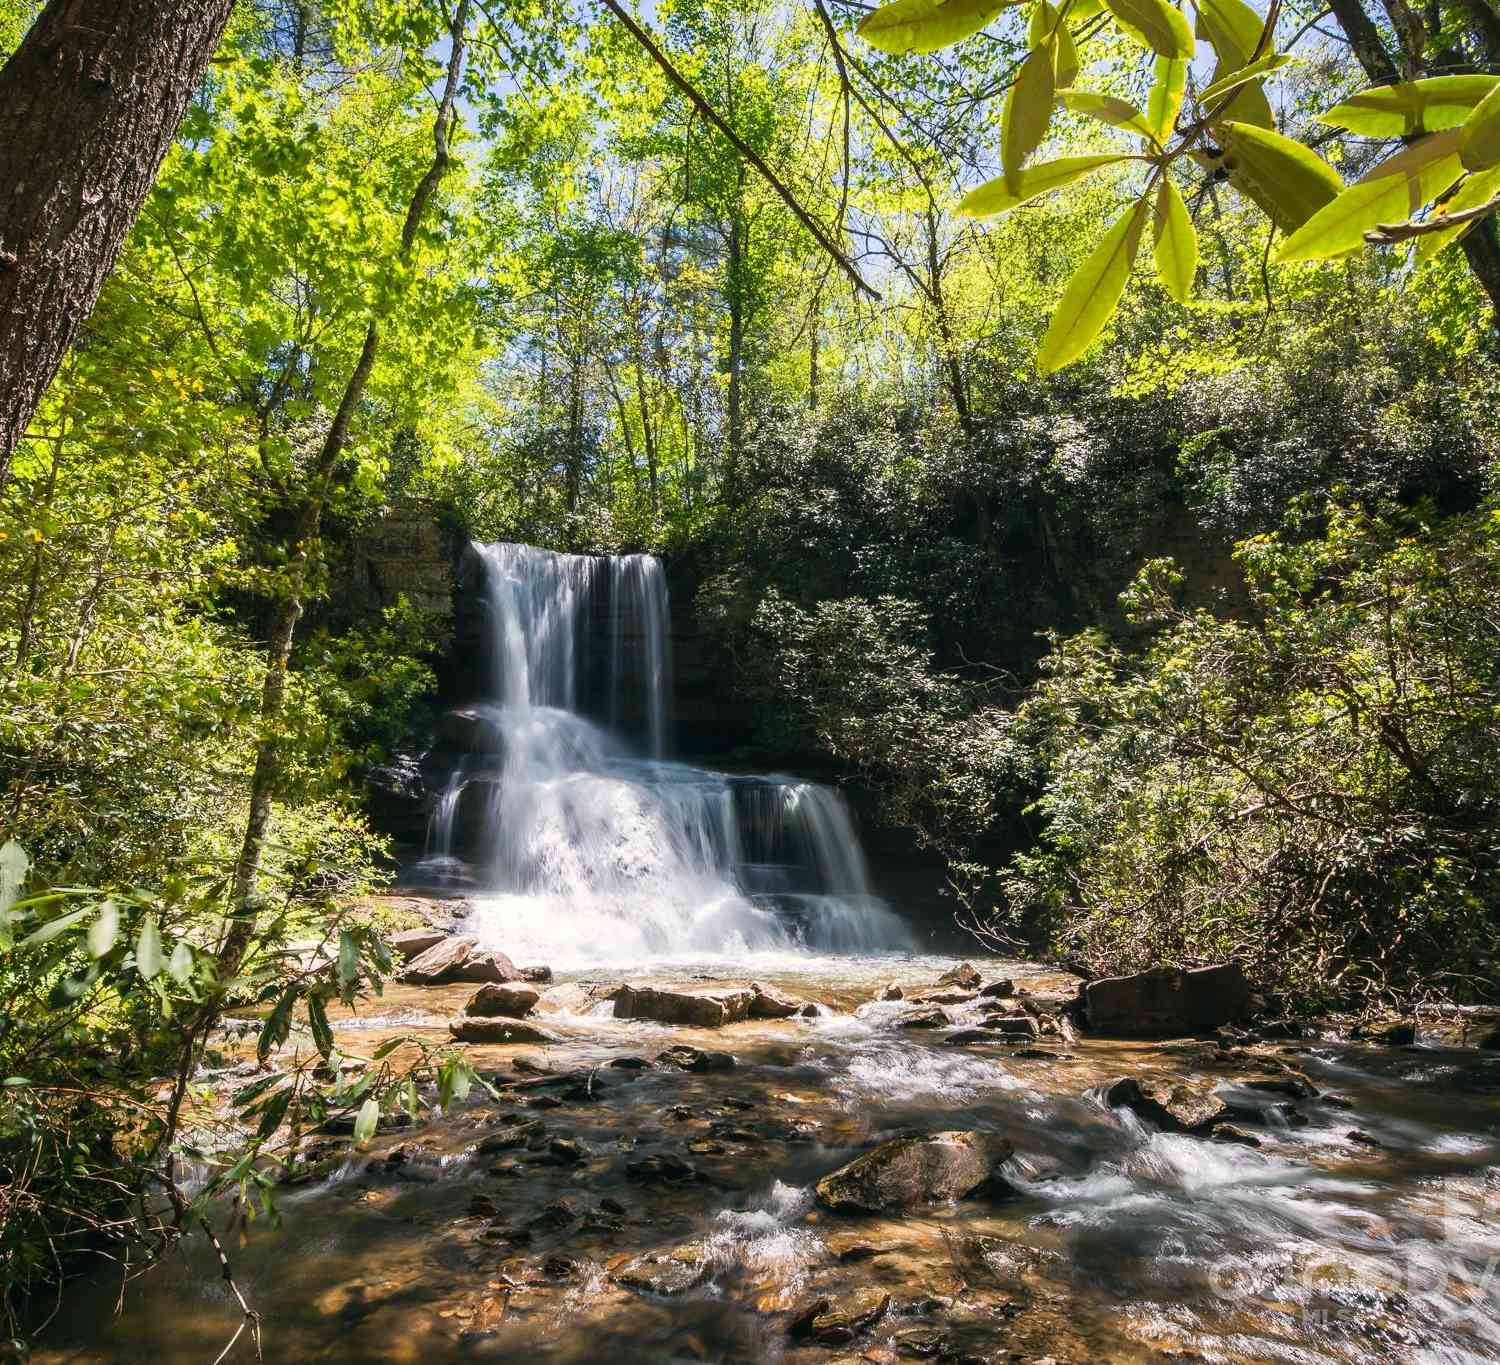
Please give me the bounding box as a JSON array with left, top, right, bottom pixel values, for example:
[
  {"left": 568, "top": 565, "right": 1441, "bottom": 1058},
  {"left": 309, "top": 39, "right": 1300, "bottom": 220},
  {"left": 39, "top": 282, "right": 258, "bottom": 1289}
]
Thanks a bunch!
[{"left": 1, "top": 0, "right": 1499, "bottom": 1346}]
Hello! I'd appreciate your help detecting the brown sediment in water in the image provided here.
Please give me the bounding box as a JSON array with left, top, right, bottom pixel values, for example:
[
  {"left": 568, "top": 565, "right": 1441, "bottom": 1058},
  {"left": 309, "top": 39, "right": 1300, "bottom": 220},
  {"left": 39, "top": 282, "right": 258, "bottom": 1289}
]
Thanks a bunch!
[{"left": 34, "top": 954, "right": 1500, "bottom": 1365}]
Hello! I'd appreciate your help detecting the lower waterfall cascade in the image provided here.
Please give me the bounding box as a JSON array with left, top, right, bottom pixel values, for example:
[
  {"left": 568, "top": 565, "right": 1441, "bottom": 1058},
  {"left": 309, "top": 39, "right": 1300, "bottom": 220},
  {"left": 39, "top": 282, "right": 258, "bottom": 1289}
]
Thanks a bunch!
[{"left": 412, "top": 541, "right": 915, "bottom": 965}]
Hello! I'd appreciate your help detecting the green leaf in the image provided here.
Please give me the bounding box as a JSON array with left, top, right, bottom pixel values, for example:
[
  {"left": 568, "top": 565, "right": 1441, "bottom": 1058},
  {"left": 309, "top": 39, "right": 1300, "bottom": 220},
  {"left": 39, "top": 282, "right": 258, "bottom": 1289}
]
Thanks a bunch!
[
  {"left": 1153, "top": 177, "right": 1197, "bottom": 302},
  {"left": 1195, "top": 0, "right": 1276, "bottom": 128},
  {"left": 855, "top": 0, "right": 1017, "bottom": 53},
  {"left": 1415, "top": 166, "right": 1500, "bottom": 263},
  {"left": 257, "top": 982, "right": 298, "bottom": 1061},
  {"left": 1278, "top": 129, "right": 1465, "bottom": 261},
  {"left": 1218, "top": 120, "right": 1342, "bottom": 234},
  {"left": 1102, "top": 0, "right": 1193, "bottom": 58},
  {"left": 166, "top": 940, "right": 194, "bottom": 985},
  {"left": 370, "top": 1035, "right": 407, "bottom": 1061},
  {"left": 1003, "top": 46, "right": 1057, "bottom": 188},
  {"left": 0, "top": 841, "right": 27, "bottom": 918},
  {"left": 308, "top": 993, "right": 334, "bottom": 1058},
  {"left": 135, "top": 915, "right": 163, "bottom": 979},
  {"left": 87, "top": 899, "right": 119, "bottom": 958},
  {"left": 1319, "top": 76, "right": 1498, "bottom": 137},
  {"left": 1200, "top": 52, "right": 1292, "bottom": 104},
  {"left": 353, "top": 1097, "right": 379, "bottom": 1146},
  {"left": 1461, "top": 80, "right": 1500, "bottom": 171},
  {"left": 1058, "top": 89, "right": 1160, "bottom": 143},
  {"left": 1038, "top": 194, "right": 1151, "bottom": 373},
  {"left": 1030, "top": 0, "right": 1079, "bottom": 85},
  {"left": 337, "top": 930, "right": 359, "bottom": 992},
  {"left": 959, "top": 154, "right": 1135, "bottom": 218},
  {"left": 19, "top": 904, "right": 90, "bottom": 949},
  {"left": 404, "top": 1076, "right": 421, "bottom": 1118},
  {"left": 256, "top": 1086, "right": 293, "bottom": 1141},
  {"left": 1146, "top": 55, "right": 1187, "bottom": 141}
]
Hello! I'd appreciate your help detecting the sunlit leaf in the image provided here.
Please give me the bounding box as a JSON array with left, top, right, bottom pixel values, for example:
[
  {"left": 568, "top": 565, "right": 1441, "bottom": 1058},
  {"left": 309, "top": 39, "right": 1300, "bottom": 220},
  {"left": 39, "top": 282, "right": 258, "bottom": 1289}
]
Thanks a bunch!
[
  {"left": 1030, "top": 1, "right": 1079, "bottom": 85},
  {"left": 1003, "top": 46, "right": 1057, "bottom": 188},
  {"left": 1195, "top": 0, "right": 1276, "bottom": 128},
  {"left": 1058, "top": 89, "right": 1160, "bottom": 143},
  {"left": 1278, "top": 129, "right": 1465, "bottom": 261},
  {"left": 167, "top": 940, "right": 194, "bottom": 985},
  {"left": 1218, "top": 121, "right": 1342, "bottom": 233},
  {"left": 1461, "top": 81, "right": 1500, "bottom": 171},
  {"left": 1146, "top": 54, "right": 1187, "bottom": 141},
  {"left": 959, "top": 154, "right": 1135, "bottom": 217},
  {"left": 88, "top": 900, "right": 120, "bottom": 958},
  {"left": 135, "top": 915, "right": 163, "bottom": 979},
  {"left": 855, "top": 0, "right": 1017, "bottom": 53},
  {"left": 0, "top": 841, "right": 27, "bottom": 920},
  {"left": 1200, "top": 52, "right": 1292, "bottom": 104},
  {"left": 1415, "top": 166, "right": 1500, "bottom": 263},
  {"left": 1102, "top": 0, "right": 1194, "bottom": 58},
  {"left": 1153, "top": 177, "right": 1198, "bottom": 301},
  {"left": 1319, "top": 76, "right": 1498, "bottom": 137},
  {"left": 353, "top": 1097, "right": 379, "bottom": 1145},
  {"left": 1038, "top": 194, "right": 1151, "bottom": 373},
  {"left": 19, "top": 904, "right": 90, "bottom": 949}
]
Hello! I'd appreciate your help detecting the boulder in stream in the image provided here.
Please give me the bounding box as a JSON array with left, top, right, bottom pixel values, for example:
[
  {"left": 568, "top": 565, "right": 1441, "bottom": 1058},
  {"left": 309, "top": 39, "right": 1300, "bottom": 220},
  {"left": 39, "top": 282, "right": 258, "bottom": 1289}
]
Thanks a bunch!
[
  {"left": 747, "top": 983, "right": 803, "bottom": 1019},
  {"left": 1103, "top": 1076, "right": 1229, "bottom": 1133},
  {"left": 1083, "top": 963, "right": 1252, "bottom": 1037},
  {"left": 464, "top": 982, "right": 542, "bottom": 1018},
  {"left": 389, "top": 927, "right": 450, "bottom": 962},
  {"left": 936, "top": 963, "right": 982, "bottom": 990},
  {"left": 402, "top": 936, "right": 525, "bottom": 985},
  {"left": 657, "top": 1044, "right": 737, "bottom": 1072},
  {"left": 612, "top": 983, "right": 754, "bottom": 1028},
  {"left": 788, "top": 1287, "right": 891, "bottom": 1345},
  {"left": 448, "top": 1017, "right": 559, "bottom": 1045},
  {"left": 815, "top": 1131, "right": 1014, "bottom": 1214}
]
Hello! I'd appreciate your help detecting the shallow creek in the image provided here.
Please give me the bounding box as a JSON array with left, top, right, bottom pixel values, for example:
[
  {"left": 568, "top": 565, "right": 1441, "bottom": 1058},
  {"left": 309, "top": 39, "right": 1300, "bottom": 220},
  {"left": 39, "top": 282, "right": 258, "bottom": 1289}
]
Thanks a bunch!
[{"left": 38, "top": 952, "right": 1500, "bottom": 1364}]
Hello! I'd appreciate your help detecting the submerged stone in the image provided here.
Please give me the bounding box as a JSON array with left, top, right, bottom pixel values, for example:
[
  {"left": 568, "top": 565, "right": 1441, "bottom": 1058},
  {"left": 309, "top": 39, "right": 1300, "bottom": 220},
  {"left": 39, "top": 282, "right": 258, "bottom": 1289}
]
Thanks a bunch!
[
  {"left": 657, "top": 1044, "right": 737, "bottom": 1072},
  {"left": 615, "top": 1244, "right": 711, "bottom": 1296},
  {"left": 815, "top": 1131, "right": 1015, "bottom": 1215},
  {"left": 789, "top": 1288, "right": 892, "bottom": 1344}
]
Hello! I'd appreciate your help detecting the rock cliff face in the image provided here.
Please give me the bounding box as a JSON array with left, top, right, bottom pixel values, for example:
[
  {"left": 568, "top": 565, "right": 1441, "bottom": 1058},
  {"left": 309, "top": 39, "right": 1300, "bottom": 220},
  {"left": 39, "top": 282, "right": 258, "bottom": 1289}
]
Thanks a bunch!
[{"left": 327, "top": 501, "right": 459, "bottom": 629}]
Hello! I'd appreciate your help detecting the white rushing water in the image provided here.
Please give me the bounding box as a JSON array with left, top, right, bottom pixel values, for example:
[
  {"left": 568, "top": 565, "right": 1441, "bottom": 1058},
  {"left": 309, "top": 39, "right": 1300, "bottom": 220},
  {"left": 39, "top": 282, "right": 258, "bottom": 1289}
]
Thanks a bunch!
[{"left": 419, "top": 542, "right": 915, "bottom": 967}]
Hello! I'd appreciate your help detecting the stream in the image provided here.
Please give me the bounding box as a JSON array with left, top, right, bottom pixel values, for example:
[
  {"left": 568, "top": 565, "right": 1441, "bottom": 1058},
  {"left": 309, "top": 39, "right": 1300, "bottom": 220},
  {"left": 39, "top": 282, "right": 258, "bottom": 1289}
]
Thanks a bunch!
[{"left": 36, "top": 544, "right": 1500, "bottom": 1363}]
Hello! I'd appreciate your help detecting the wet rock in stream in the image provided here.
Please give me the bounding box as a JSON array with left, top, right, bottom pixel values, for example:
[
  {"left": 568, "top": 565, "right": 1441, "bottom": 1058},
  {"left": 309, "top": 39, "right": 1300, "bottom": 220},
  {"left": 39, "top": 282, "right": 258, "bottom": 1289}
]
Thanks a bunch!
[
  {"left": 403, "top": 936, "right": 527, "bottom": 985},
  {"left": 613, "top": 982, "right": 755, "bottom": 1027},
  {"left": 463, "top": 982, "right": 542, "bottom": 1018},
  {"left": 449, "top": 1017, "right": 560, "bottom": 1045},
  {"left": 815, "top": 1132, "right": 1015, "bottom": 1215},
  {"left": 1102, "top": 1075, "right": 1229, "bottom": 1133},
  {"left": 1082, "top": 961, "right": 1252, "bottom": 1036}
]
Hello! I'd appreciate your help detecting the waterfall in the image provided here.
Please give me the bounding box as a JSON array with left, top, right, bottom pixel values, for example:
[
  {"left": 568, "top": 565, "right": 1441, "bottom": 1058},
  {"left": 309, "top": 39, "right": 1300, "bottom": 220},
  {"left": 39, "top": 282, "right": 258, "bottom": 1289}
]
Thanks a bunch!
[{"left": 418, "top": 542, "right": 915, "bottom": 965}]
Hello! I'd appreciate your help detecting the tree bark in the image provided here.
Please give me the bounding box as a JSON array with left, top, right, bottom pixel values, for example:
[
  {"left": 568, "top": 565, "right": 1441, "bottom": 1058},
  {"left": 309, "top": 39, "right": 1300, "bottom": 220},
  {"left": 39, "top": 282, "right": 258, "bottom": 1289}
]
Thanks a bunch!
[{"left": 0, "top": 0, "right": 236, "bottom": 494}]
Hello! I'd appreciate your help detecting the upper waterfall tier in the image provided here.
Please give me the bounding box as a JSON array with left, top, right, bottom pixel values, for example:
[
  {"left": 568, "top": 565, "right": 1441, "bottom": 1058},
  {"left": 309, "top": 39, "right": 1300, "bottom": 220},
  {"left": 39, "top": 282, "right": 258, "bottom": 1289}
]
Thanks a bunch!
[{"left": 414, "top": 542, "right": 914, "bottom": 964}]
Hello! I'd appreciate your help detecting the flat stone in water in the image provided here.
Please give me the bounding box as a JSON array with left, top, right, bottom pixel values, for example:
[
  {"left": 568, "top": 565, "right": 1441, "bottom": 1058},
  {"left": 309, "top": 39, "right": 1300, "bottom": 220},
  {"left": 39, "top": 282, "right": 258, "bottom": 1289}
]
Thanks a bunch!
[
  {"left": 448, "top": 1017, "right": 559, "bottom": 1045},
  {"left": 613, "top": 983, "right": 754, "bottom": 1027}
]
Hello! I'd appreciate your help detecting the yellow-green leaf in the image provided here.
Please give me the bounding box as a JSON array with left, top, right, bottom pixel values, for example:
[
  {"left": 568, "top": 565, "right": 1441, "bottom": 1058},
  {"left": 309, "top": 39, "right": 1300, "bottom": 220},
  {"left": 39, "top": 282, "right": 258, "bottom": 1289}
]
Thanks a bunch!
[
  {"left": 1029, "top": 1, "right": 1080, "bottom": 84},
  {"left": 353, "top": 1097, "right": 379, "bottom": 1146},
  {"left": 1278, "top": 128, "right": 1465, "bottom": 261},
  {"left": 1319, "top": 75, "right": 1498, "bottom": 137},
  {"left": 1058, "top": 89, "right": 1161, "bottom": 143},
  {"left": 1200, "top": 51, "right": 1292, "bottom": 104},
  {"left": 1219, "top": 120, "right": 1342, "bottom": 233},
  {"left": 1146, "top": 54, "right": 1187, "bottom": 141},
  {"left": 1461, "top": 80, "right": 1500, "bottom": 171},
  {"left": 1038, "top": 194, "right": 1151, "bottom": 373},
  {"left": 1195, "top": 0, "right": 1265, "bottom": 66},
  {"left": 958, "top": 153, "right": 1136, "bottom": 217},
  {"left": 1416, "top": 166, "right": 1500, "bottom": 264},
  {"left": 855, "top": 0, "right": 1016, "bottom": 53},
  {"left": 1153, "top": 177, "right": 1198, "bottom": 301},
  {"left": 136, "top": 915, "right": 163, "bottom": 980},
  {"left": 88, "top": 899, "right": 119, "bottom": 958},
  {"left": 1102, "top": 0, "right": 1194, "bottom": 56},
  {"left": 1195, "top": 0, "right": 1276, "bottom": 128},
  {"left": 1004, "top": 46, "right": 1058, "bottom": 188}
]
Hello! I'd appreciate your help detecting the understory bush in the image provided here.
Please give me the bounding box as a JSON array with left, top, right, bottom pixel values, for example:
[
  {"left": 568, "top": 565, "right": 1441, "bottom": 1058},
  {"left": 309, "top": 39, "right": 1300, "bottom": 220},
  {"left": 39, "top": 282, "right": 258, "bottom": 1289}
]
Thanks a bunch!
[{"left": 1000, "top": 494, "right": 1500, "bottom": 1009}]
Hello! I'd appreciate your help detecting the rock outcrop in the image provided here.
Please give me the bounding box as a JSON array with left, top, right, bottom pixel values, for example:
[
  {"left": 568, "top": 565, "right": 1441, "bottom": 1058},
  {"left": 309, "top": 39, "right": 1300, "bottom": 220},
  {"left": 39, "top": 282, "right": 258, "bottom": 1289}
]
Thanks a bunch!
[
  {"left": 815, "top": 1131, "right": 1014, "bottom": 1214},
  {"left": 1082, "top": 963, "right": 1252, "bottom": 1037},
  {"left": 402, "top": 936, "right": 525, "bottom": 985},
  {"left": 612, "top": 983, "right": 754, "bottom": 1028}
]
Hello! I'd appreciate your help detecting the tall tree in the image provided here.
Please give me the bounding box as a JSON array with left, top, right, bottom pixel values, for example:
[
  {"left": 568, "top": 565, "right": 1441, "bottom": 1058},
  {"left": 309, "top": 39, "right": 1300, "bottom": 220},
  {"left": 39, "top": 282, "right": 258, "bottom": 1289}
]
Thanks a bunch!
[{"left": 0, "top": 0, "right": 236, "bottom": 493}]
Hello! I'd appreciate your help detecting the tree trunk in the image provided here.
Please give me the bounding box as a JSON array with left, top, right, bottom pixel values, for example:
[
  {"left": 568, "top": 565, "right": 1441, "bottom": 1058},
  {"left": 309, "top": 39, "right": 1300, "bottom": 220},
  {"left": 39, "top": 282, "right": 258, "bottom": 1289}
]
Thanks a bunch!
[
  {"left": 725, "top": 210, "right": 745, "bottom": 502},
  {"left": 226, "top": 0, "right": 470, "bottom": 945},
  {"left": 0, "top": 0, "right": 236, "bottom": 494}
]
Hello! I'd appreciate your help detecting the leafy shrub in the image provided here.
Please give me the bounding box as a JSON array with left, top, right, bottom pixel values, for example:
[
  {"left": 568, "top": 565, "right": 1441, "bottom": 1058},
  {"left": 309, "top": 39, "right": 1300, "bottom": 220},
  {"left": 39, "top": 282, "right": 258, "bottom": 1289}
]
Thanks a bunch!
[{"left": 1001, "top": 495, "right": 1500, "bottom": 1008}]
